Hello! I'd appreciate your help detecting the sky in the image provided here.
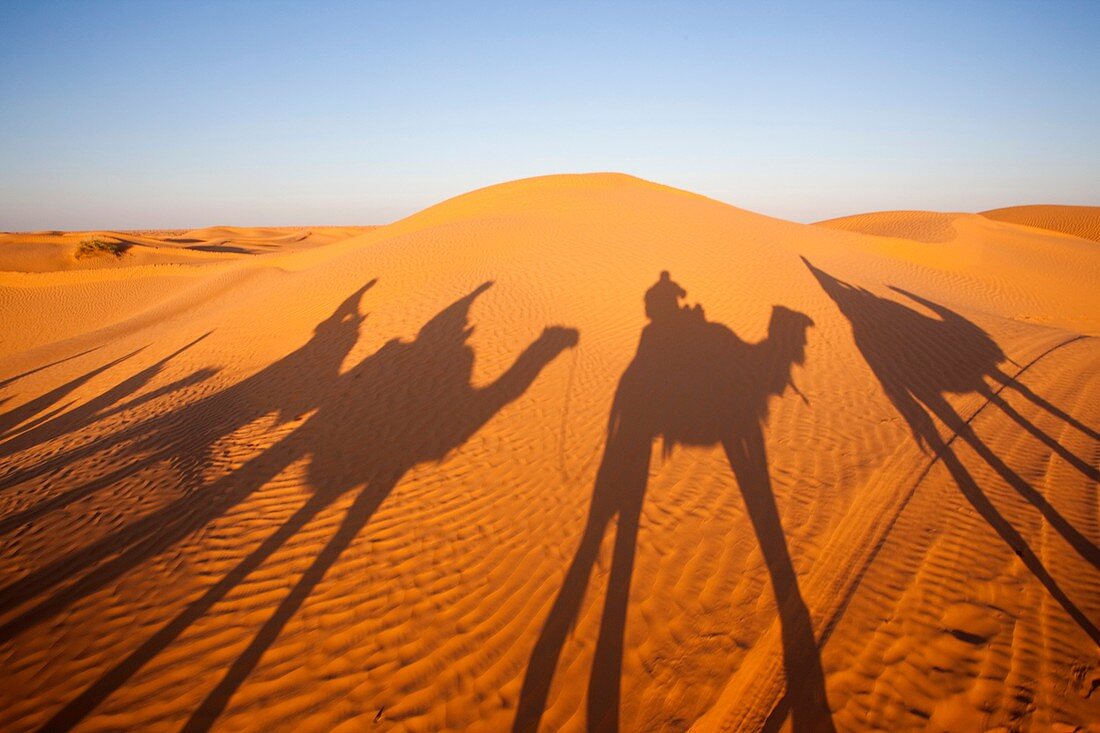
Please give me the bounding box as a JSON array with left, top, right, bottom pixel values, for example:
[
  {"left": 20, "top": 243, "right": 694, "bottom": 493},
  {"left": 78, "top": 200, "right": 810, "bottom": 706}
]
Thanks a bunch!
[{"left": 1, "top": 1, "right": 1098, "bottom": 230}]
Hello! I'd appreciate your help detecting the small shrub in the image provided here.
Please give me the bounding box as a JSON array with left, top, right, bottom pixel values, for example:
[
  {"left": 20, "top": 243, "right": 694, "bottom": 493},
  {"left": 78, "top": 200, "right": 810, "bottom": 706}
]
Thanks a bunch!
[{"left": 75, "top": 238, "right": 128, "bottom": 259}]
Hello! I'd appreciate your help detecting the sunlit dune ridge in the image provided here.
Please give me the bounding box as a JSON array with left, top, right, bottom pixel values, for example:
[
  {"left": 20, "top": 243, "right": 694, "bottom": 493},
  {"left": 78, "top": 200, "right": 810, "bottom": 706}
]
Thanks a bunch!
[
  {"left": 981, "top": 204, "right": 1100, "bottom": 243},
  {"left": 0, "top": 173, "right": 1097, "bottom": 732},
  {"left": 0, "top": 226, "right": 376, "bottom": 274}
]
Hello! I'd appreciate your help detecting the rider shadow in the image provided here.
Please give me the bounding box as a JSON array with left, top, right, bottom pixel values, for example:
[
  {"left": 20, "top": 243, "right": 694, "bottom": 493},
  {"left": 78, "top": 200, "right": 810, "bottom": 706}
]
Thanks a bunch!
[
  {"left": 23, "top": 280, "right": 578, "bottom": 732},
  {"left": 514, "top": 272, "right": 834, "bottom": 733},
  {"left": 803, "top": 258, "right": 1100, "bottom": 645}
]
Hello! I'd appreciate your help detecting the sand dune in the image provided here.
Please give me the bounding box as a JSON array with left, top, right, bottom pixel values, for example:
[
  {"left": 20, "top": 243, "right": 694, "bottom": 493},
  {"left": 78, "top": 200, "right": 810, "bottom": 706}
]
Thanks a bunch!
[
  {"left": 981, "top": 205, "right": 1100, "bottom": 243},
  {"left": 0, "top": 226, "right": 375, "bottom": 272},
  {"left": 0, "top": 174, "right": 1096, "bottom": 731},
  {"left": 815, "top": 210, "right": 961, "bottom": 243},
  {"left": 817, "top": 205, "right": 1100, "bottom": 246}
]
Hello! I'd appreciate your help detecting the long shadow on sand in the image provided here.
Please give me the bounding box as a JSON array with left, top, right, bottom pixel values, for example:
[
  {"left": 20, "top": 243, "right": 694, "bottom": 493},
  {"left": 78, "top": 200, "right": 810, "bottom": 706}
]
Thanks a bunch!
[
  {"left": 0, "top": 334, "right": 218, "bottom": 536},
  {"left": 803, "top": 258, "right": 1100, "bottom": 645},
  {"left": 0, "top": 280, "right": 577, "bottom": 731},
  {"left": 0, "top": 286, "right": 379, "bottom": 635},
  {"left": 0, "top": 347, "right": 148, "bottom": 440},
  {"left": 0, "top": 345, "right": 104, "bottom": 391},
  {"left": 513, "top": 272, "right": 834, "bottom": 733}
]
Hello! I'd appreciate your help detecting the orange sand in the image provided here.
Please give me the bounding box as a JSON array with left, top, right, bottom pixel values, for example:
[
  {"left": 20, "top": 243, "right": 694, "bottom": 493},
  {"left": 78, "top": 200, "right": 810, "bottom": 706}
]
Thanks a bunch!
[
  {"left": 1, "top": 175, "right": 1097, "bottom": 731},
  {"left": 981, "top": 205, "right": 1100, "bottom": 243}
]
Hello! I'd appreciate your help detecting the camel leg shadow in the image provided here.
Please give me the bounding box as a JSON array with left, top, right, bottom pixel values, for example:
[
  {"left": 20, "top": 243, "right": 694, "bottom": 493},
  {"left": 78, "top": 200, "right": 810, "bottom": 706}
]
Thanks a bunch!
[
  {"left": 181, "top": 470, "right": 402, "bottom": 732},
  {"left": 514, "top": 421, "right": 651, "bottom": 733},
  {"left": 722, "top": 428, "right": 835, "bottom": 733}
]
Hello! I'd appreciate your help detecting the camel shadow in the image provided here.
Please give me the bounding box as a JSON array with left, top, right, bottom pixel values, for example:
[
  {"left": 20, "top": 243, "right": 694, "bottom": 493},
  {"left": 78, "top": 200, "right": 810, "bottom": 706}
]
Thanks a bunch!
[
  {"left": 1, "top": 280, "right": 577, "bottom": 732},
  {"left": 513, "top": 272, "right": 834, "bottom": 733},
  {"left": 0, "top": 283, "right": 378, "bottom": 614},
  {"left": 803, "top": 258, "right": 1100, "bottom": 645}
]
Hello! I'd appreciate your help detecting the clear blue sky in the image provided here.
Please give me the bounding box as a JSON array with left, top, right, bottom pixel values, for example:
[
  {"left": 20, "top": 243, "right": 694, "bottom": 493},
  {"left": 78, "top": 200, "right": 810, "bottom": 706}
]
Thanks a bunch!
[{"left": 2, "top": 1, "right": 1097, "bottom": 229}]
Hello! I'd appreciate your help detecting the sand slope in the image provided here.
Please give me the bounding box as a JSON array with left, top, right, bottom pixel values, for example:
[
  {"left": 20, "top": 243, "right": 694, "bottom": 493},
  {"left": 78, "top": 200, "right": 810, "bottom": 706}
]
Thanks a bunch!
[
  {"left": 0, "top": 175, "right": 1097, "bottom": 732},
  {"left": 0, "top": 226, "right": 375, "bottom": 273},
  {"left": 981, "top": 205, "right": 1100, "bottom": 244}
]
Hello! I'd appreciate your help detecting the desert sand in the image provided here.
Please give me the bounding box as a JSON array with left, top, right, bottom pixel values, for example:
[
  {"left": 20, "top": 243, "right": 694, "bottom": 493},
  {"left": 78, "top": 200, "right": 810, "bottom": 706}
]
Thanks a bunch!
[{"left": 0, "top": 174, "right": 1097, "bottom": 732}]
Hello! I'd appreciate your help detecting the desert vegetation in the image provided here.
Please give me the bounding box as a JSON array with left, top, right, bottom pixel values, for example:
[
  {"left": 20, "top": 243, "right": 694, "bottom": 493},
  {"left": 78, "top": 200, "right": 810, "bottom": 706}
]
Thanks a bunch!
[{"left": 74, "top": 237, "right": 128, "bottom": 259}]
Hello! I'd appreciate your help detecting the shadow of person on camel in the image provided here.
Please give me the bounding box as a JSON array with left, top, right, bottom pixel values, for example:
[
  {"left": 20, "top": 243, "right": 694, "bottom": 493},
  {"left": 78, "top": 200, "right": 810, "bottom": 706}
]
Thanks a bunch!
[
  {"left": 514, "top": 271, "right": 833, "bottom": 733},
  {"left": 13, "top": 281, "right": 578, "bottom": 732}
]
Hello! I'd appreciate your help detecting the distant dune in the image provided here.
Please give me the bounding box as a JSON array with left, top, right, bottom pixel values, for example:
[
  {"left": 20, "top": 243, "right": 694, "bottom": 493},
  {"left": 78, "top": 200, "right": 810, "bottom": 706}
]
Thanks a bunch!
[
  {"left": 817, "top": 205, "right": 1100, "bottom": 246},
  {"left": 815, "top": 210, "right": 961, "bottom": 243},
  {"left": 980, "top": 204, "right": 1100, "bottom": 243},
  {"left": 0, "top": 226, "right": 376, "bottom": 273},
  {"left": 1, "top": 174, "right": 1097, "bottom": 731}
]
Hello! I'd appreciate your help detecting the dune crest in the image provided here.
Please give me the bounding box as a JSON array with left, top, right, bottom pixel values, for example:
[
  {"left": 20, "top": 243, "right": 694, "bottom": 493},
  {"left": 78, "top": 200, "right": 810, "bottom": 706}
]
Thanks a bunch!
[
  {"left": 1, "top": 174, "right": 1097, "bottom": 731},
  {"left": 0, "top": 225, "right": 375, "bottom": 274},
  {"left": 981, "top": 204, "right": 1100, "bottom": 243}
]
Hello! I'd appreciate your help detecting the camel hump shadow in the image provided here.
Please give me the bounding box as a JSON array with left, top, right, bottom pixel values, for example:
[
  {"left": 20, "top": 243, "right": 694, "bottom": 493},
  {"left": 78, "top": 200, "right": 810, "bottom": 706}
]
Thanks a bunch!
[
  {"left": 802, "top": 258, "right": 1007, "bottom": 395},
  {"left": 886, "top": 284, "right": 1008, "bottom": 391},
  {"left": 614, "top": 274, "right": 814, "bottom": 452}
]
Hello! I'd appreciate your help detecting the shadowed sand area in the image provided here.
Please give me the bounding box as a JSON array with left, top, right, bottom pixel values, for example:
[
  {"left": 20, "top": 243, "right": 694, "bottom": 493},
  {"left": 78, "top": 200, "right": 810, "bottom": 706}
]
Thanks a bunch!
[{"left": 1, "top": 174, "right": 1097, "bottom": 731}]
